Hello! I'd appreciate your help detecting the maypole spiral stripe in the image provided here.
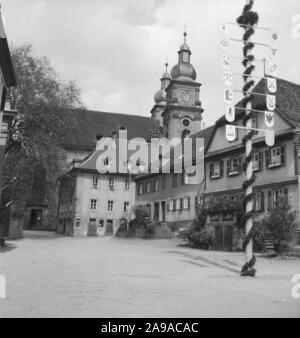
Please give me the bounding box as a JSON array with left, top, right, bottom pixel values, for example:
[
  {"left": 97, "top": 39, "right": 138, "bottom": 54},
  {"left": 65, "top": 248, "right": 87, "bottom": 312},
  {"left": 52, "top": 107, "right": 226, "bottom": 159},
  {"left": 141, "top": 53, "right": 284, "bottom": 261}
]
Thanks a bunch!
[{"left": 237, "top": 0, "right": 259, "bottom": 277}]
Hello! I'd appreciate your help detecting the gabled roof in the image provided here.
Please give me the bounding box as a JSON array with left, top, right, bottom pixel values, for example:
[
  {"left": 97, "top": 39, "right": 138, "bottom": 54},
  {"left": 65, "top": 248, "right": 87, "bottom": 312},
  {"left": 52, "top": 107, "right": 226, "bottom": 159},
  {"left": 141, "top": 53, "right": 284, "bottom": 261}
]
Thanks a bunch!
[
  {"left": 191, "top": 124, "right": 216, "bottom": 153},
  {"left": 216, "top": 78, "right": 300, "bottom": 128},
  {"left": 62, "top": 109, "right": 159, "bottom": 150}
]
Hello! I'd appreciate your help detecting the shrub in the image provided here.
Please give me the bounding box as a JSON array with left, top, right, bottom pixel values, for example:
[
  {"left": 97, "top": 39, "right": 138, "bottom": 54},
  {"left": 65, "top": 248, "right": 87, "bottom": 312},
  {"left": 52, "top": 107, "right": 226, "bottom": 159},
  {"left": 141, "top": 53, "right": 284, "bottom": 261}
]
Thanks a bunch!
[
  {"left": 188, "top": 229, "right": 215, "bottom": 250},
  {"left": 127, "top": 206, "right": 154, "bottom": 239},
  {"left": 261, "top": 198, "right": 295, "bottom": 254},
  {"left": 179, "top": 201, "right": 214, "bottom": 250},
  {"left": 253, "top": 221, "right": 267, "bottom": 253}
]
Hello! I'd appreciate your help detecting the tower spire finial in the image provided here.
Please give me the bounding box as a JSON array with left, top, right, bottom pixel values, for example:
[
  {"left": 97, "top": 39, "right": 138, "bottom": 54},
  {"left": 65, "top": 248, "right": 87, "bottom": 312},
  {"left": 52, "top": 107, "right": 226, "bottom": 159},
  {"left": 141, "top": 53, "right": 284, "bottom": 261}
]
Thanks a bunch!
[
  {"left": 184, "top": 22, "right": 187, "bottom": 43},
  {"left": 165, "top": 55, "right": 169, "bottom": 72}
]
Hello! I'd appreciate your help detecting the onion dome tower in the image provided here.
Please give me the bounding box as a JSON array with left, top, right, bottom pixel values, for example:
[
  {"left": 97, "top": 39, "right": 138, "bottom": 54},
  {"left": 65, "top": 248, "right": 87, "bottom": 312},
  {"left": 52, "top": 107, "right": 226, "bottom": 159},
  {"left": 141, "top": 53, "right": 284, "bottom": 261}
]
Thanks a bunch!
[
  {"left": 170, "top": 31, "right": 197, "bottom": 82},
  {"left": 163, "top": 30, "right": 204, "bottom": 139},
  {"left": 151, "top": 61, "right": 171, "bottom": 128}
]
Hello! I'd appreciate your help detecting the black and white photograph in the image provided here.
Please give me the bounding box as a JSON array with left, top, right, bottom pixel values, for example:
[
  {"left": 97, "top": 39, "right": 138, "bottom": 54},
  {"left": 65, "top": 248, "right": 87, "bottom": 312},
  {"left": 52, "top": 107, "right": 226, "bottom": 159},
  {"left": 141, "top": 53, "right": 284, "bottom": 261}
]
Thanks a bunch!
[{"left": 0, "top": 0, "right": 300, "bottom": 320}]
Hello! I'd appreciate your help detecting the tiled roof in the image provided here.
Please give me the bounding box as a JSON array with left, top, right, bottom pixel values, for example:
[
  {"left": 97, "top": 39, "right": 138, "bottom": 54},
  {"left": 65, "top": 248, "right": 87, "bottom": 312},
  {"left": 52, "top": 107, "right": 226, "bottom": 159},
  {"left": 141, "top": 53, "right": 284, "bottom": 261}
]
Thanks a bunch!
[
  {"left": 216, "top": 78, "right": 300, "bottom": 127},
  {"left": 191, "top": 125, "right": 216, "bottom": 152},
  {"left": 62, "top": 109, "right": 159, "bottom": 149}
]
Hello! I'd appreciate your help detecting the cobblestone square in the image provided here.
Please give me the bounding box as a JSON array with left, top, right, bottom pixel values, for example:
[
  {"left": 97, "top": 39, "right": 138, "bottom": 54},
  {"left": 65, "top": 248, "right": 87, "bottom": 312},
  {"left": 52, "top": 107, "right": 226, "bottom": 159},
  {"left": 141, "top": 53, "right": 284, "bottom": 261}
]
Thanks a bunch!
[{"left": 0, "top": 232, "right": 299, "bottom": 318}]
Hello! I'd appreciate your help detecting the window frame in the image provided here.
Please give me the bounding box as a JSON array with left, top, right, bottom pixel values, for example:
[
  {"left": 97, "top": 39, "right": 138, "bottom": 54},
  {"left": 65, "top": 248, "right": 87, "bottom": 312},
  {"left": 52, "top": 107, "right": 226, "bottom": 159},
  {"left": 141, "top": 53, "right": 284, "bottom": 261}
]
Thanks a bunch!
[
  {"left": 109, "top": 177, "right": 116, "bottom": 191},
  {"left": 124, "top": 202, "right": 130, "bottom": 213},
  {"left": 107, "top": 201, "right": 114, "bottom": 212},
  {"left": 209, "top": 161, "right": 224, "bottom": 179},
  {"left": 266, "top": 145, "right": 286, "bottom": 169},
  {"left": 253, "top": 151, "right": 263, "bottom": 172},
  {"left": 90, "top": 199, "right": 97, "bottom": 211},
  {"left": 125, "top": 179, "right": 131, "bottom": 191},
  {"left": 227, "top": 156, "right": 242, "bottom": 176},
  {"left": 92, "top": 175, "right": 99, "bottom": 189}
]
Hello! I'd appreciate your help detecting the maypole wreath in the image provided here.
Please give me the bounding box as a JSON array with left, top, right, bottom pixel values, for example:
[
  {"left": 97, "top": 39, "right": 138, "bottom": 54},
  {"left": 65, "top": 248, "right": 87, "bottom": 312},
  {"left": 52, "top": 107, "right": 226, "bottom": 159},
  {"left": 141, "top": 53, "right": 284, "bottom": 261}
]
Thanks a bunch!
[{"left": 237, "top": 0, "right": 259, "bottom": 277}]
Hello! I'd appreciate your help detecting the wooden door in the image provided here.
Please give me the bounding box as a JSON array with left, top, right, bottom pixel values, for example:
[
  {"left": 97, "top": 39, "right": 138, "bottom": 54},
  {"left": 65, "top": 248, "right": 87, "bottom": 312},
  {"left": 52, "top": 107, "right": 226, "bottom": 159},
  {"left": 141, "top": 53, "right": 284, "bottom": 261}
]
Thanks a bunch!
[
  {"left": 88, "top": 219, "right": 97, "bottom": 236},
  {"left": 106, "top": 220, "right": 114, "bottom": 235}
]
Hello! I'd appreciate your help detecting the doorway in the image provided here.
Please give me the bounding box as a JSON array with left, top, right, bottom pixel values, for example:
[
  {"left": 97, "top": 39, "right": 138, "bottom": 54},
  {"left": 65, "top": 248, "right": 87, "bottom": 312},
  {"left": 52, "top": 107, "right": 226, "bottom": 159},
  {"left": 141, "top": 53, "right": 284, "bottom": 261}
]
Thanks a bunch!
[
  {"left": 88, "top": 219, "right": 97, "bottom": 236},
  {"left": 30, "top": 209, "right": 43, "bottom": 229},
  {"left": 215, "top": 225, "right": 233, "bottom": 252},
  {"left": 106, "top": 220, "right": 114, "bottom": 235}
]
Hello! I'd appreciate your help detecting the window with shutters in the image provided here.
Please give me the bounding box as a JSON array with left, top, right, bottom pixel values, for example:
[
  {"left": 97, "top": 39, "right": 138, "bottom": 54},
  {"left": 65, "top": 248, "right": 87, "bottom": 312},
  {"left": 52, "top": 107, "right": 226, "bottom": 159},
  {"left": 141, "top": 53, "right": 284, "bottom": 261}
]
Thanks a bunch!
[
  {"left": 183, "top": 197, "right": 190, "bottom": 210},
  {"left": 227, "top": 156, "right": 242, "bottom": 176},
  {"left": 253, "top": 152, "right": 263, "bottom": 172},
  {"left": 265, "top": 146, "right": 286, "bottom": 168},
  {"left": 273, "top": 188, "right": 288, "bottom": 204},
  {"left": 267, "top": 188, "right": 288, "bottom": 210},
  {"left": 255, "top": 191, "right": 265, "bottom": 212},
  {"left": 176, "top": 199, "right": 181, "bottom": 211},
  {"left": 169, "top": 200, "right": 176, "bottom": 212},
  {"left": 209, "top": 161, "right": 224, "bottom": 179}
]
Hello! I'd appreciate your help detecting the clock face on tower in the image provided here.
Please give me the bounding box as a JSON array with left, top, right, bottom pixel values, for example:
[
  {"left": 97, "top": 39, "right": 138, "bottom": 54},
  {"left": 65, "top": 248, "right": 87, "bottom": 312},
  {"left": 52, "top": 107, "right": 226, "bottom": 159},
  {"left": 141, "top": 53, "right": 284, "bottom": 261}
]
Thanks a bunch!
[{"left": 178, "top": 89, "right": 193, "bottom": 106}]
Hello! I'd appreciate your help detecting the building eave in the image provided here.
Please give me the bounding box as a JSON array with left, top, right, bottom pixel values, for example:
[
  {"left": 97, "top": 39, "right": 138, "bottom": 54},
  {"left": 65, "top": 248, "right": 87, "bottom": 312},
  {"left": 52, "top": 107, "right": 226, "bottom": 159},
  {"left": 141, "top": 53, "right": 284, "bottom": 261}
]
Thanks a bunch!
[{"left": 0, "top": 38, "right": 16, "bottom": 87}]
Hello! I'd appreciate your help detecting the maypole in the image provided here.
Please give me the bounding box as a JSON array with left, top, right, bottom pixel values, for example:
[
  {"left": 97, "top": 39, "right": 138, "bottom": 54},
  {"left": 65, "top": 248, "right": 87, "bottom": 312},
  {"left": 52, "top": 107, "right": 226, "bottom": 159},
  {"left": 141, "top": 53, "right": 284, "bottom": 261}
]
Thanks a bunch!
[
  {"left": 237, "top": 0, "right": 259, "bottom": 277},
  {"left": 221, "top": 0, "right": 277, "bottom": 277}
]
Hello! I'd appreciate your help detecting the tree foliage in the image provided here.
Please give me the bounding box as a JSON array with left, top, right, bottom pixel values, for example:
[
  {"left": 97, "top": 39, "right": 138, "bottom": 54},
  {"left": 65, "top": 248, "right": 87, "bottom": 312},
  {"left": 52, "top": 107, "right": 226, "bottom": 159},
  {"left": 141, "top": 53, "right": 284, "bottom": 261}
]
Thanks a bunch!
[
  {"left": 261, "top": 198, "right": 296, "bottom": 253},
  {"left": 2, "top": 44, "right": 83, "bottom": 218}
]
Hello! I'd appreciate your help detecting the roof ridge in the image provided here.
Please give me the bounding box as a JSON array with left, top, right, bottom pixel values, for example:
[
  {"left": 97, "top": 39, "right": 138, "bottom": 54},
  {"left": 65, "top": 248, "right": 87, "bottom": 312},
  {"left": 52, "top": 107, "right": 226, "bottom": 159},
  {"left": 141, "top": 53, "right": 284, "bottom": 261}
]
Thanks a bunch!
[
  {"left": 276, "top": 77, "right": 300, "bottom": 88},
  {"left": 71, "top": 108, "right": 153, "bottom": 119}
]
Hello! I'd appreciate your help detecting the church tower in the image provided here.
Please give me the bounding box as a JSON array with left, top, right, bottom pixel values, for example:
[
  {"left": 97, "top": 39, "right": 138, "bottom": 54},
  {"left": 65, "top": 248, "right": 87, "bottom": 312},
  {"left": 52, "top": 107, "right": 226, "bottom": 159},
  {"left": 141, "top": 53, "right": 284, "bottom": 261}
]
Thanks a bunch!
[
  {"left": 163, "top": 31, "right": 203, "bottom": 139},
  {"left": 151, "top": 61, "right": 171, "bottom": 128}
]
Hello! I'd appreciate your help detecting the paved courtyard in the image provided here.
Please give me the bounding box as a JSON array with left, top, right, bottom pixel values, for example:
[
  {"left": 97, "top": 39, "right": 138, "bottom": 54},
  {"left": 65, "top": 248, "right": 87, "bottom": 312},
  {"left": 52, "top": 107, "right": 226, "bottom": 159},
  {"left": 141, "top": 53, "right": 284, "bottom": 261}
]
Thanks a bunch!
[{"left": 0, "top": 231, "right": 299, "bottom": 318}]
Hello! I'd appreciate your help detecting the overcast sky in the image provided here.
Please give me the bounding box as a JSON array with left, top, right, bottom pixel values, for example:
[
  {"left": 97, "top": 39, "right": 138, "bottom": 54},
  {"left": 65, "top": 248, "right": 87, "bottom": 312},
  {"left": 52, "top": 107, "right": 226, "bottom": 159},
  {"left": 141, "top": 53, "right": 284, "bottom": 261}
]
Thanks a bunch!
[{"left": 1, "top": 0, "right": 299, "bottom": 126}]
